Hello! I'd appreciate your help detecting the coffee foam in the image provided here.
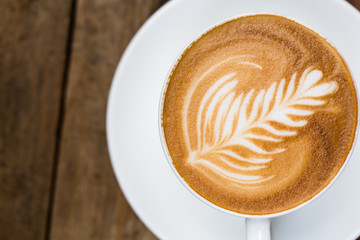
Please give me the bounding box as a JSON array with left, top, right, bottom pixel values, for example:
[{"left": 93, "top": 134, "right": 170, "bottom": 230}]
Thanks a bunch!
[
  {"left": 185, "top": 65, "right": 338, "bottom": 186},
  {"left": 162, "top": 15, "right": 357, "bottom": 214}
]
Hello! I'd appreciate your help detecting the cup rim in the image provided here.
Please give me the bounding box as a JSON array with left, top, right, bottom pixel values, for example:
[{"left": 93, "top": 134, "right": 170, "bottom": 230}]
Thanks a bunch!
[{"left": 158, "top": 13, "right": 359, "bottom": 219}]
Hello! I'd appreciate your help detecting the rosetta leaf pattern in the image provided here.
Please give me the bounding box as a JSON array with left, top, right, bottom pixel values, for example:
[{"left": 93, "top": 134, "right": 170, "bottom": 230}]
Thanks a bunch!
[{"left": 185, "top": 67, "right": 338, "bottom": 185}]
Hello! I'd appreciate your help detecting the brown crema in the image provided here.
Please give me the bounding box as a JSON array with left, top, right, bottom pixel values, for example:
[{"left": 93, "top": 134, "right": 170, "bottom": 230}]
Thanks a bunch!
[{"left": 162, "top": 14, "right": 358, "bottom": 215}]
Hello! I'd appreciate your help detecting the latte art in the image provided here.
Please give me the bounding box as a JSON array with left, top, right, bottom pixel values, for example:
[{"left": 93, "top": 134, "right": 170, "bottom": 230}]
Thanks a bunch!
[
  {"left": 185, "top": 64, "right": 338, "bottom": 187},
  {"left": 162, "top": 15, "right": 357, "bottom": 214}
]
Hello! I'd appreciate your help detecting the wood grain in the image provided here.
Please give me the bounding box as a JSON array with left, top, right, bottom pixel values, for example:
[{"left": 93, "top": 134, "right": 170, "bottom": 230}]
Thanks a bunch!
[
  {"left": 0, "top": 0, "right": 72, "bottom": 240},
  {"left": 49, "top": 0, "right": 167, "bottom": 239},
  {"left": 348, "top": 0, "right": 360, "bottom": 9}
]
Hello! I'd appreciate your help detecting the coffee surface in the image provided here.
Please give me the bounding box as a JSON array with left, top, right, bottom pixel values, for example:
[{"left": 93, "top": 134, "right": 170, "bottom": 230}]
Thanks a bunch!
[{"left": 162, "top": 15, "right": 358, "bottom": 215}]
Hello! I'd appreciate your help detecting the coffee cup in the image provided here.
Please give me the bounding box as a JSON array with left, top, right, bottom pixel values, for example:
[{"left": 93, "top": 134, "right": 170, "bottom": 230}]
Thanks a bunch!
[{"left": 159, "top": 14, "right": 358, "bottom": 240}]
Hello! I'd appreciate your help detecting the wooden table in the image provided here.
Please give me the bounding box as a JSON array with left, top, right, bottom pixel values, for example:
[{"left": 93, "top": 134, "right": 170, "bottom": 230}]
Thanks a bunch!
[{"left": 0, "top": 0, "right": 359, "bottom": 239}]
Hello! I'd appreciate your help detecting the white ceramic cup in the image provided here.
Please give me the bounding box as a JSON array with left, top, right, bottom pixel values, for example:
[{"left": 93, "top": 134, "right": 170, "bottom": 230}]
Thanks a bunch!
[{"left": 158, "top": 14, "right": 359, "bottom": 240}]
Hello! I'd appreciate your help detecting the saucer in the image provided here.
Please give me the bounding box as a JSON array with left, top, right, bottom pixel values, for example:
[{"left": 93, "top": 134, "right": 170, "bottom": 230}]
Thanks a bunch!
[{"left": 106, "top": 0, "right": 360, "bottom": 239}]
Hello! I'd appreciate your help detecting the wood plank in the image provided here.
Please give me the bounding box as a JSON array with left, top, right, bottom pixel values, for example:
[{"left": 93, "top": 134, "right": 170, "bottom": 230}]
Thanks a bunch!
[
  {"left": 0, "top": 1, "right": 72, "bottom": 240},
  {"left": 347, "top": 0, "right": 360, "bottom": 9},
  {"left": 50, "top": 0, "right": 167, "bottom": 239}
]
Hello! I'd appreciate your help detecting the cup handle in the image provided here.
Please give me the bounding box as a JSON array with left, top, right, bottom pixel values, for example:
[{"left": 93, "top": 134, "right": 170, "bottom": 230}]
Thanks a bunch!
[{"left": 246, "top": 218, "right": 271, "bottom": 240}]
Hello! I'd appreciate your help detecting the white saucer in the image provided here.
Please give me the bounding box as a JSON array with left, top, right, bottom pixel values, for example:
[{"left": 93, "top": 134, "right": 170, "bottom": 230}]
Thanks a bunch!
[{"left": 106, "top": 0, "right": 360, "bottom": 239}]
